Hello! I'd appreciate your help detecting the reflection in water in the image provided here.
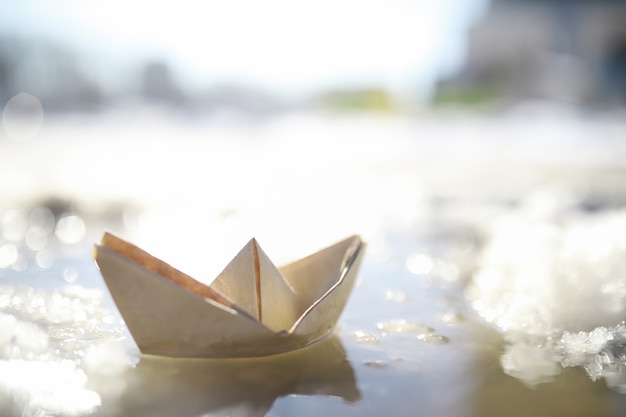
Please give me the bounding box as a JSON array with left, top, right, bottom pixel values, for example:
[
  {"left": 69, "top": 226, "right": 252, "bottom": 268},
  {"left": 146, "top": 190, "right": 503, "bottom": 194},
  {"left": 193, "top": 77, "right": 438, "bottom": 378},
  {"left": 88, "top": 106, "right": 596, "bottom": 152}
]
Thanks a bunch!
[
  {"left": 97, "top": 336, "right": 359, "bottom": 417},
  {"left": 469, "top": 331, "right": 622, "bottom": 417}
]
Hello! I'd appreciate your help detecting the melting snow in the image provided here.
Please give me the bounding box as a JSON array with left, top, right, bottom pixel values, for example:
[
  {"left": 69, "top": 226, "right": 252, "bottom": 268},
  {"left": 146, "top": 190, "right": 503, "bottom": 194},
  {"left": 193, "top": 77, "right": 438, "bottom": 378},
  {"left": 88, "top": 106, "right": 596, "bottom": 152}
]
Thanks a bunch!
[{"left": 468, "top": 193, "right": 626, "bottom": 390}]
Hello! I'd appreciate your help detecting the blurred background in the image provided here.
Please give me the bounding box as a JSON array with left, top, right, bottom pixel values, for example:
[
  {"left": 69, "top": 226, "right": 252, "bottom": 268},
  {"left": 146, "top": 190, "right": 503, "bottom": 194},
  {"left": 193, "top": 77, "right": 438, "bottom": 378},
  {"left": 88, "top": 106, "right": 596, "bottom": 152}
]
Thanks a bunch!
[
  {"left": 0, "top": 0, "right": 486, "bottom": 112},
  {"left": 1, "top": 0, "right": 626, "bottom": 114},
  {"left": 2, "top": 0, "right": 626, "bottom": 416},
  {"left": 1, "top": 0, "right": 624, "bottom": 257}
]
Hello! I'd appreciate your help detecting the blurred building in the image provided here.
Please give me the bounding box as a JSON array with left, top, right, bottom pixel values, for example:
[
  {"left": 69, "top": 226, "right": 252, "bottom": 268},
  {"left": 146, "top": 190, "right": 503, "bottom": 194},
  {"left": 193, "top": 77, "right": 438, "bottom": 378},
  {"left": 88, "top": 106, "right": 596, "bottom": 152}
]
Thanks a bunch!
[
  {"left": 0, "top": 37, "right": 103, "bottom": 112},
  {"left": 435, "top": 0, "right": 626, "bottom": 109},
  {"left": 141, "top": 61, "right": 186, "bottom": 106}
]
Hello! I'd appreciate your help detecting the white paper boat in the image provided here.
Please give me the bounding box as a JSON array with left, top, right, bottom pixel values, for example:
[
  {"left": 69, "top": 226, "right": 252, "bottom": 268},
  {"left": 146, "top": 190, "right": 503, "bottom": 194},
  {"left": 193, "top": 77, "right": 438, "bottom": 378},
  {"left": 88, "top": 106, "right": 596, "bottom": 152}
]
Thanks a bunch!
[{"left": 93, "top": 232, "right": 365, "bottom": 357}]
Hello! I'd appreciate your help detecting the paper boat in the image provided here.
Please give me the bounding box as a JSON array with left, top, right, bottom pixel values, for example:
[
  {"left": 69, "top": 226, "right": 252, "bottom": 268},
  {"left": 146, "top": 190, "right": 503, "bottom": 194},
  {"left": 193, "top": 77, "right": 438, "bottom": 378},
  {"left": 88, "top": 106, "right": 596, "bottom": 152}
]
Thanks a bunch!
[{"left": 93, "top": 232, "right": 365, "bottom": 358}]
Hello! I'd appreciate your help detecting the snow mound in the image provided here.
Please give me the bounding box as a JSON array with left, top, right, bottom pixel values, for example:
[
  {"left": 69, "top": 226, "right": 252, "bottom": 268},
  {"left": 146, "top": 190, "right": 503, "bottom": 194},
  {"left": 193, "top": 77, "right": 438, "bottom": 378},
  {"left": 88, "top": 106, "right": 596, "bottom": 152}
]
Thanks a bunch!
[{"left": 468, "top": 196, "right": 626, "bottom": 390}]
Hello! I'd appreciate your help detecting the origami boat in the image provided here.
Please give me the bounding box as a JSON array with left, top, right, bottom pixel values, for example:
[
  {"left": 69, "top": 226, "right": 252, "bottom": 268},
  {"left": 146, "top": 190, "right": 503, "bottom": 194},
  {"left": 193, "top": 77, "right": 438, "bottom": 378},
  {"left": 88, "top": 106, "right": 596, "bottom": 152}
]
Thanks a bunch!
[{"left": 93, "top": 232, "right": 365, "bottom": 358}]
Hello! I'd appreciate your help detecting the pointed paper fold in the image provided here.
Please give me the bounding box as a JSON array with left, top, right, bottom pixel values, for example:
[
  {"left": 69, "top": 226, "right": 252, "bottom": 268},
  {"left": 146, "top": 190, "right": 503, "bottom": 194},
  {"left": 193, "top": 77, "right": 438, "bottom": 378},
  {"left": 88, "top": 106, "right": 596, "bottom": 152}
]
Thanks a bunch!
[
  {"left": 93, "top": 232, "right": 365, "bottom": 357},
  {"left": 210, "top": 239, "right": 301, "bottom": 332}
]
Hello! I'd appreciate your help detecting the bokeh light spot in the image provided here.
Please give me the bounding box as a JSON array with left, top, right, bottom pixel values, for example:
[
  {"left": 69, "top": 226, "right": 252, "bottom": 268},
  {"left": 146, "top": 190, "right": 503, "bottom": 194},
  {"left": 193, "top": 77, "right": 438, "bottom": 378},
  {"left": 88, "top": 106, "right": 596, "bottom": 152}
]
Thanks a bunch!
[
  {"left": 25, "top": 227, "right": 48, "bottom": 251},
  {"left": 2, "top": 93, "right": 44, "bottom": 142},
  {"left": 406, "top": 253, "right": 434, "bottom": 275},
  {"left": 63, "top": 267, "right": 79, "bottom": 283},
  {"left": 1, "top": 210, "right": 27, "bottom": 242},
  {"left": 55, "top": 215, "right": 85, "bottom": 244},
  {"left": 29, "top": 207, "right": 56, "bottom": 235},
  {"left": 35, "top": 250, "right": 54, "bottom": 269},
  {"left": 0, "top": 244, "right": 18, "bottom": 268}
]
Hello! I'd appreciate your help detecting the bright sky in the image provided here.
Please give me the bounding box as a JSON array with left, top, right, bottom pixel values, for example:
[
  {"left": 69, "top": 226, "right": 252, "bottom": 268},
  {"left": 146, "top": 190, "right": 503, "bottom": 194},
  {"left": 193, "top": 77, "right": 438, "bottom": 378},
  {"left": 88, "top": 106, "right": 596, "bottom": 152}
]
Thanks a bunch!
[{"left": 1, "top": 0, "right": 487, "bottom": 100}]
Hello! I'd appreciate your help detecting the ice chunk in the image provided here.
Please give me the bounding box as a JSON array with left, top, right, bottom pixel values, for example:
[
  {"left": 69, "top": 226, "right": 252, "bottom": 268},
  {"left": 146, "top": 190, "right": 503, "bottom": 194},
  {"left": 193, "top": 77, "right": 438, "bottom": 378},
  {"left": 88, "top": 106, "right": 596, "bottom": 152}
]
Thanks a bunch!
[
  {"left": 353, "top": 331, "right": 380, "bottom": 345},
  {"left": 0, "top": 314, "right": 16, "bottom": 345},
  {"left": 416, "top": 333, "right": 449, "bottom": 344},
  {"left": 0, "top": 360, "right": 100, "bottom": 416},
  {"left": 376, "top": 319, "right": 434, "bottom": 335},
  {"left": 555, "top": 323, "right": 626, "bottom": 388},
  {"left": 82, "top": 341, "right": 132, "bottom": 377},
  {"left": 469, "top": 207, "right": 626, "bottom": 337},
  {"left": 467, "top": 201, "right": 626, "bottom": 391},
  {"left": 501, "top": 343, "right": 560, "bottom": 386},
  {"left": 13, "top": 321, "right": 49, "bottom": 355}
]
